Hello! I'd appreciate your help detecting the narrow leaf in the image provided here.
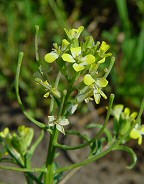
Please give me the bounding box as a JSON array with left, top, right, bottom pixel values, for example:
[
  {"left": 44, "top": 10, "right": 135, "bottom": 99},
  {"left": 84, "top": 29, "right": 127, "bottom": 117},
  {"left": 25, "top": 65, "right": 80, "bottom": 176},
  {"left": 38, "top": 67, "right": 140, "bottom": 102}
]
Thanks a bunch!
[{"left": 113, "top": 145, "right": 137, "bottom": 169}]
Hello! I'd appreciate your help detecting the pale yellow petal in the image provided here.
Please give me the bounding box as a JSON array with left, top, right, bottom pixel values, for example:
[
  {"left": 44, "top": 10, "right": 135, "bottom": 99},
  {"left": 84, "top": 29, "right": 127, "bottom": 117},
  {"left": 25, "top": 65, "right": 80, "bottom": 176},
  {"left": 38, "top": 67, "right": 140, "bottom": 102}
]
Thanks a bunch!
[
  {"left": 44, "top": 53, "right": 58, "bottom": 63},
  {"left": 71, "top": 47, "right": 81, "bottom": 58},
  {"left": 83, "top": 74, "right": 95, "bottom": 85},
  {"left": 73, "top": 63, "right": 85, "bottom": 72},
  {"left": 62, "top": 54, "right": 75, "bottom": 63}
]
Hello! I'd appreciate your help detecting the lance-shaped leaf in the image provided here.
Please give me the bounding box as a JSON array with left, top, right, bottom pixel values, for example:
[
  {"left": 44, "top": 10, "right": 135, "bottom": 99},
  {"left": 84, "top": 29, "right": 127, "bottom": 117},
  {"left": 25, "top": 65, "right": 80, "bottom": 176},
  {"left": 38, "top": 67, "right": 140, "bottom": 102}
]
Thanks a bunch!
[
  {"left": 66, "top": 104, "right": 78, "bottom": 116},
  {"left": 113, "top": 145, "right": 137, "bottom": 169}
]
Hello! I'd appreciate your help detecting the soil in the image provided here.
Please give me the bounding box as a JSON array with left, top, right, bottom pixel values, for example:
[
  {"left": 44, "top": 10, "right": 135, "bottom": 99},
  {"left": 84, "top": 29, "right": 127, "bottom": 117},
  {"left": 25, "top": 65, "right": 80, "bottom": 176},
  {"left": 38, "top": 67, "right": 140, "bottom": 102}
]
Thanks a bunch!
[{"left": 0, "top": 102, "right": 144, "bottom": 184}]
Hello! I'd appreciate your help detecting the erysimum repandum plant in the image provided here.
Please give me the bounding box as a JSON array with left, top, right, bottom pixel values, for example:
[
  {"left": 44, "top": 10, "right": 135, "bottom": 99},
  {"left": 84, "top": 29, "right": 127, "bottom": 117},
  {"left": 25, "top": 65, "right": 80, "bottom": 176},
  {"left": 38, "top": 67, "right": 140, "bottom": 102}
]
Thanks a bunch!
[{"left": 0, "top": 26, "right": 143, "bottom": 184}]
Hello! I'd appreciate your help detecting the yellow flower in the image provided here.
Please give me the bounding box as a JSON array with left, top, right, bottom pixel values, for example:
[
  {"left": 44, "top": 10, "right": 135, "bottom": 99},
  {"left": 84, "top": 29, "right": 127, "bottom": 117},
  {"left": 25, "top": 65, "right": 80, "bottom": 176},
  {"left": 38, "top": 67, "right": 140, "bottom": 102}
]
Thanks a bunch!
[
  {"left": 83, "top": 74, "right": 108, "bottom": 104},
  {"left": 130, "top": 125, "right": 144, "bottom": 145},
  {"left": 0, "top": 128, "right": 9, "bottom": 138},
  {"left": 64, "top": 26, "right": 84, "bottom": 40},
  {"left": 62, "top": 47, "right": 95, "bottom": 72},
  {"left": 99, "top": 41, "right": 112, "bottom": 57}
]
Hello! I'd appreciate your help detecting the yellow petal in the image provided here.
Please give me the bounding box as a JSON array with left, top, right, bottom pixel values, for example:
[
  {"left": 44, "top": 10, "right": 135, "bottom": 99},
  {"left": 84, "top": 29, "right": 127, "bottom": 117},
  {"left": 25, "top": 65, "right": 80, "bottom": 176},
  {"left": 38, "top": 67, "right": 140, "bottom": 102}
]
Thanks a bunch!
[
  {"left": 130, "top": 112, "right": 137, "bottom": 119},
  {"left": 94, "top": 93, "right": 101, "bottom": 104},
  {"left": 44, "top": 53, "right": 58, "bottom": 63},
  {"left": 100, "top": 41, "right": 110, "bottom": 52},
  {"left": 124, "top": 108, "right": 130, "bottom": 116},
  {"left": 130, "top": 129, "right": 139, "bottom": 139},
  {"left": 98, "top": 57, "right": 105, "bottom": 64},
  {"left": 141, "top": 126, "right": 144, "bottom": 132},
  {"left": 73, "top": 63, "right": 85, "bottom": 72},
  {"left": 71, "top": 47, "right": 81, "bottom": 58},
  {"left": 138, "top": 135, "right": 142, "bottom": 145},
  {"left": 0, "top": 128, "right": 9, "bottom": 138},
  {"left": 83, "top": 74, "right": 95, "bottom": 85},
  {"left": 62, "top": 54, "right": 75, "bottom": 63},
  {"left": 62, "top": 39, "right": 70, "bottom": 46},
  {"left": 82, "top": 54, "right": 95, "bottom": 64},
  {"left": 44, "top": 92, "right": 49, "bottom": 98},
  {"left": 96, "top": 78, "right": 108, "bottom": 87}
]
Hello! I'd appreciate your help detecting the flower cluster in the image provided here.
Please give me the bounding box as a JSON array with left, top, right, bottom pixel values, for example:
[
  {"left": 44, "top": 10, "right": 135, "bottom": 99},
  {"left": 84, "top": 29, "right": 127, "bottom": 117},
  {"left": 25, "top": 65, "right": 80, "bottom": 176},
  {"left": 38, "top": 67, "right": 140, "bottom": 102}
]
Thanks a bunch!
[
  {"left": 0, "top": 126, "right": 34, "bottom": 156},
  {"left": 43, "top": 26, "right": 114, "bottom": 105},
  {"left": 111, "top": 104, "right": 144, "bottom": 145},
  {"left": 35, "top": 26, "right": 115, "bottom": 133}
]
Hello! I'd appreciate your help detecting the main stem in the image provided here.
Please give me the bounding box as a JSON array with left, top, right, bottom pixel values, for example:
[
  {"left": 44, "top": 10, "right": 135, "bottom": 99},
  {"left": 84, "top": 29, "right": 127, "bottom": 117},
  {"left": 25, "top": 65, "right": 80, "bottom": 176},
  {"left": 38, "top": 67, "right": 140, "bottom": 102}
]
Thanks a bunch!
[
  {"left": 45, "top": 127, "right": 59, "bottom": 184},
  {"left": 45, "top": 79, "right": 74, "bottom": 183},
  {"left": 25, "top": 173, "right": 34, "bottom": 184}
]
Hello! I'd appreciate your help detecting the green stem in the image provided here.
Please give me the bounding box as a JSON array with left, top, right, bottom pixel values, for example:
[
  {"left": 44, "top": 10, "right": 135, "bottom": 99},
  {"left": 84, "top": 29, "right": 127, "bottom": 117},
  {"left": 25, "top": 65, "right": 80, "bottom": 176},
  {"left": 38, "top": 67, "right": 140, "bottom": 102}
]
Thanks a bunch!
[
  {"left": 48, "top": 0, "right": 68, "bottom": 28},
  {"left": 55, "top": 141, "right": 116, "bottom": 173},
  {"left": 50, "top": 72, "right": 61, "bottom": 115},
  {"left": 15, "top": 52, "right": 46, "bottom": 129},
  {"left": 104, "top": 57, "right": 115, "bottom": 78},
  {"left": 4, "top": 145, "right": 43, "bottom": 184},
  {"left": 45, "top": 79, "right": 74, "bottom": 183},
  {"left": 116, "top": 0, "right": 131, "bottom": 37},
  {"left": 45, "top": 127, "right": 59, "bottom": 184},
  {"left": 0, "top": 165, "right": 47, "bottom": 173},
  {"left": 24, "top": 155, "right": 33, "bottom": 184},
  {"left": 35, "top": 25, "right": 39, "bottom": 63},
  {"left": 55, "top": 94, "right": 114, "bottom": 150},
  {"left": 25, "top": 174, "right": 34, "bottom": 184},
  {"left": 55, "top": 98, "right": 144, "bottom": 174},
  {"left": 61, "top": 82, "right": 74, "bottom": 117},
  {"left": 0, "top": 164, "right": 44, "bottom": 184}
]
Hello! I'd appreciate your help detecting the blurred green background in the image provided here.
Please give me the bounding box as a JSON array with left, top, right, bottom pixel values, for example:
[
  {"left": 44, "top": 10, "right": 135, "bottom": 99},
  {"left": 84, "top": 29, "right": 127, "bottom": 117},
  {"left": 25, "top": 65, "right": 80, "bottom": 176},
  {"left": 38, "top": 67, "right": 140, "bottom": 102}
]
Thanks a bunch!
[{"left": 0, "top": 0, "right": 144, "bottom": 119}]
